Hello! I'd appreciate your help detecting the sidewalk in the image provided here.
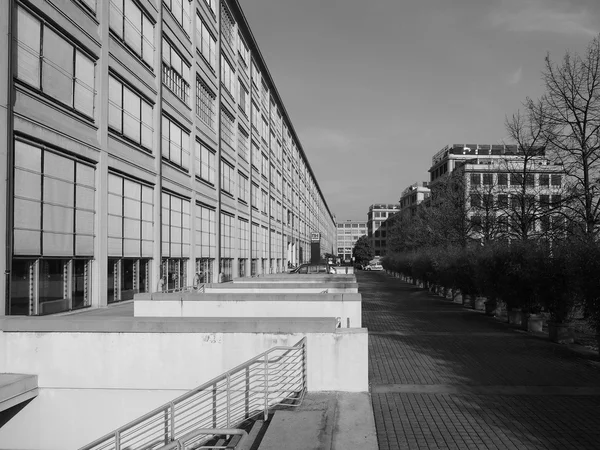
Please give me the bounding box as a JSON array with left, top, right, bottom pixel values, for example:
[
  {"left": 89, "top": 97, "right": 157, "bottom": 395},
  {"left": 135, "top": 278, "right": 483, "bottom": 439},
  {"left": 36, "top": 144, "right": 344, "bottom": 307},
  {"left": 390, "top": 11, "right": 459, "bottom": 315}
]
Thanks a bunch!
[
  {"left": 360, "top": 271, "right": 600, "bottom": 450},
  {"left": 258, "top": 392, "right": 378, "bottom": 450}
]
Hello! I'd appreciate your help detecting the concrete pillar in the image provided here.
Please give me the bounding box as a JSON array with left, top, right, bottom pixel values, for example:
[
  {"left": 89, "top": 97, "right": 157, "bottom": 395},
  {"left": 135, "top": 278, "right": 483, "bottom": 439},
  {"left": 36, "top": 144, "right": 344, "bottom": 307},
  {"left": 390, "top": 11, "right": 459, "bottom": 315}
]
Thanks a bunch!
[{"left": 0, "top": 0, "right": 12, "bottom": 315}]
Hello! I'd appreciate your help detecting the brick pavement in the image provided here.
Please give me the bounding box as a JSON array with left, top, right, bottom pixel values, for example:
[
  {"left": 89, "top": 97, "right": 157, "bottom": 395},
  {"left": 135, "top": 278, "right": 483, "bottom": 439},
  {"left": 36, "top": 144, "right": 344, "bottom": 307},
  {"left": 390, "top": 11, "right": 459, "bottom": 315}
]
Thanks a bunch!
[{"left": 361, "top": 271, "right": 600, "bottom": 450}]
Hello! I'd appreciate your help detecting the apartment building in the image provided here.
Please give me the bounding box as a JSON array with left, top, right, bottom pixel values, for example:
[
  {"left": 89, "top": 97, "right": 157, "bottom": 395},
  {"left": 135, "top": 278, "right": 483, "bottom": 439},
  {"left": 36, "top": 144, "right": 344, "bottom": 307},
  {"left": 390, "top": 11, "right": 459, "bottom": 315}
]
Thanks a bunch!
[
  {"left": 428, "top": 144, "right": 566, "bottom": 241},
  {"left": 367, "top": 204, "right": 400, "bottom": 256},
  {"left": 0, "top": 0, "right": 335, "bottom": 316},
  {"left": 336, "top": 220, "right": 367, "bottom": 263}
]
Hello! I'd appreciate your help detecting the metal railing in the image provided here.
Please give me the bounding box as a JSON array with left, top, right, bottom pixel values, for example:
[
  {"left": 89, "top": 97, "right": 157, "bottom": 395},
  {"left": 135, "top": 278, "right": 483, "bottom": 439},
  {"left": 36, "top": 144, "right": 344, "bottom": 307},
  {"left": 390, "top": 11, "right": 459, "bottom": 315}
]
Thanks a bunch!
[
  {"left": 79, "top": 338, "right": 307, "bottom": 450},
  {"left": 163, "top": 284, "right": 205, "bottom": 294}
]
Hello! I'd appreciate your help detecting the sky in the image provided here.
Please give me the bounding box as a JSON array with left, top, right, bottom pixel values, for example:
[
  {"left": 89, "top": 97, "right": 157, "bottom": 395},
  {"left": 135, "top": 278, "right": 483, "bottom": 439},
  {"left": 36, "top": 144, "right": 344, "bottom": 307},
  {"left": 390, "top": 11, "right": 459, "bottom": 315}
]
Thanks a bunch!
[{"left": 240, "top": 0, "right": 600, "bottom": 222}]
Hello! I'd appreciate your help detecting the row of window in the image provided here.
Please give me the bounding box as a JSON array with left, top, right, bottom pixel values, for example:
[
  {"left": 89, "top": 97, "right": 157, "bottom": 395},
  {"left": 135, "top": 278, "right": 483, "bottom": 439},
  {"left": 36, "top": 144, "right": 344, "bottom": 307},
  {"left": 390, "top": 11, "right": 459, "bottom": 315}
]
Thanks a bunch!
[
  {"left": 470, "top": 194, "right": 562, "bottom": 209},
  {"left": 14, "top": 3, "right": 332, "bottom": 244},
  {"left": 470, "top": 173, "right": 562, "bottom": 187}
]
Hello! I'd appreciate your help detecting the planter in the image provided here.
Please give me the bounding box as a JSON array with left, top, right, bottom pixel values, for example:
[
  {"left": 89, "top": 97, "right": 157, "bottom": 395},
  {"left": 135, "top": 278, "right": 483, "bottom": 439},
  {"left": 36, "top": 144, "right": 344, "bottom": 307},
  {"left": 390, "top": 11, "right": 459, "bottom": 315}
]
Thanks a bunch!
[
  {"left": 462, "top": 294, "right": 474, "bottom": 309},
  {"left": 484, "top": 301, "right": 496, "bottom": 316},
  {"left": 453, "top": 293, "right": 462, "bottom": 304},
  {"left": 548, "top": 322, "right": 575, "bottom": 344},
  {"left": 527, "top": 315, "right": 544, "bottom": 333},
  {"left": 474, "top": 297, "right": 486, "bottom": 311},
  {"left": 508, "top": 309, "right": 525, "bottom": 327}
]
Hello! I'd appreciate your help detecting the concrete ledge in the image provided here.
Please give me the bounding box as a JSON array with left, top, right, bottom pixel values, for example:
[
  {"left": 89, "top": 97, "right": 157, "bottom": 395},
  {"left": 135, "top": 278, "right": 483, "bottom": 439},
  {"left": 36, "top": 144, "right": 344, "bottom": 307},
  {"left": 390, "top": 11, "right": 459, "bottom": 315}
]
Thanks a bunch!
[
  {"left": 0, "top": 317, "right": 336, "bottom": 333},
  {"left": 136, "top": 292, "right": 362, "bottom": 302},
  {"left": 233, "top": 275, "right": 356, "bottom": 284},
  {"left": 0, "top": 373, "right": 38, "bottom": 413},
  {"left": 202, "top": 282, "right": 358, "bottom": 294},
  {"left": 133, "top": 294, "right": 362, "bottom": 327}
]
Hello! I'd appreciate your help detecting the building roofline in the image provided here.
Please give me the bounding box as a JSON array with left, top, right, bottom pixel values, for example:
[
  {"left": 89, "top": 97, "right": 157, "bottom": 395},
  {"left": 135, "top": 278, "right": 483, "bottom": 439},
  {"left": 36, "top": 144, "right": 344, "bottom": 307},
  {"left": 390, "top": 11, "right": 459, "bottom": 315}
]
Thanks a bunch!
[{"left": 231, "top": 0, "right": 335, "bottom": 224}]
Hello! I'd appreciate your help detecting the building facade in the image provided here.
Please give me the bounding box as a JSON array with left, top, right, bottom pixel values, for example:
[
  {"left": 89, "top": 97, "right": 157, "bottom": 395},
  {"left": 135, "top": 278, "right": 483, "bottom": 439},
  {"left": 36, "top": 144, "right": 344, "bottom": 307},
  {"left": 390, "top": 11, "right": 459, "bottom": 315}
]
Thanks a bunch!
[
  {"left": 367, "top": 204, "right": 400, "bottom": 256},
  {"left": 428, "top": 144, "right": 566, "bottom": 242},
  {"left": 336, "top": 220, "right": 367, "bottom": 263},
  {"left": 0, "top": 0, "right": 335, "bottom": 316},
  {"left": 399, "top": 182, "right": 430, "bottom": 220}
]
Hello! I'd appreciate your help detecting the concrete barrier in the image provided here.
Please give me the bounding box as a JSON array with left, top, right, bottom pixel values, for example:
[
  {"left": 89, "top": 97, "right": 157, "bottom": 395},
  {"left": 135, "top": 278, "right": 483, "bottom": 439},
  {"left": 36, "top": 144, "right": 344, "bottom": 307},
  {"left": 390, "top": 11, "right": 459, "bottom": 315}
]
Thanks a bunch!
[
  {"left": 203, "top": 282, "right": 358, "bottom": 294},
  {"left": 133, "top": 293, "right": 362, "bottom": 328},
  {"left": 0, "top": 317, "right": 368, "bottom": 450},
  {"left": 233, "top": 274, "right": 356, "bottom": 284}
]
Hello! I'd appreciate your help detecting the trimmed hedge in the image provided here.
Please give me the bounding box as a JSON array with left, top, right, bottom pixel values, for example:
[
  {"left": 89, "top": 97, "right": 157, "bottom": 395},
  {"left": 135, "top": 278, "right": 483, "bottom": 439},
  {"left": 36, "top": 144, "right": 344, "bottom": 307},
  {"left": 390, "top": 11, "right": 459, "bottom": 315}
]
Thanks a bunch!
[{"left": 382, "top": 239, "right": 600, "bottom": 329}]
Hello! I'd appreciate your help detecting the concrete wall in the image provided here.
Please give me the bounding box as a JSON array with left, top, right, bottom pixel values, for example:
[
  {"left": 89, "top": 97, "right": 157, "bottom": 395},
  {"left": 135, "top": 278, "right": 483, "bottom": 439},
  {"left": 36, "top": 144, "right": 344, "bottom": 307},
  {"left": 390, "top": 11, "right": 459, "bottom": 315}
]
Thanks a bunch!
[
  {"left": 233, "top": 275, "right": 356, "bottom": 284},
  {"left": 0, "top": 324, "right": 367, "bottom": 449},
  {"left": 134, "top": 293, "right": 362, "bottom": 328},
  {"left": 203, "top": 282, "right": 358, "bottom": 294}
]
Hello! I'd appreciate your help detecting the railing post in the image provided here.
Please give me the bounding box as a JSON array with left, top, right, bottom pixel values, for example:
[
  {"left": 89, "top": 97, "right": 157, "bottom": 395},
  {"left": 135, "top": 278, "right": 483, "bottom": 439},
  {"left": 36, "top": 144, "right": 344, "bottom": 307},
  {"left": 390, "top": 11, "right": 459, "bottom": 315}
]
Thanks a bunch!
[
  {"left": 226, "top": 373, "right": 231, "bottom": 428},
  {"left": 170, "top": 402, "right": 176, "bottom": 441},
  {"left": 245, "top": 366, "right": 250, "bottom": 419},
  {"left": 212, "top": 385, "right": 218, "bottom": 428},
  {"left": 164, "top": 407, "right": 170, "bottom": 444},
  {"left": 115, "top": 431, "right": 120, "bottom": 450},
  {"left": 264, "top": 356, "right": 269, "bottom": 420},
  {"left": 303, "top": 339, "right": 308, "bottom": 393}
]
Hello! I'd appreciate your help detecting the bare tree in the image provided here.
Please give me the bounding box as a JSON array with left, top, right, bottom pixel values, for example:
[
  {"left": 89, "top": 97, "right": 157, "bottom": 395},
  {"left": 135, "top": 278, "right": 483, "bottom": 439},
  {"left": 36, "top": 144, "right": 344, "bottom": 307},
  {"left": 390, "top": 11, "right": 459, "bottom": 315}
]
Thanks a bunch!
[
  {"left": 502, "top": 101, "right": 566, "bottom": 241},
  {"left": 537, "top": 35, "right": 600, "bottom": 238}
]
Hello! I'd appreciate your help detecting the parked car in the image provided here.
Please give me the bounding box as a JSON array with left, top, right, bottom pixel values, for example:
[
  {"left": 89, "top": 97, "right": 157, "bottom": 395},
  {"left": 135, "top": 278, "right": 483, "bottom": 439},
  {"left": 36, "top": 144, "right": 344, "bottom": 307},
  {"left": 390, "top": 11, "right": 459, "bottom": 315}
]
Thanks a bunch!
[
  {"left": 291, "top": 263, "right": 335, "bottom": 274},
  {"left": 364, "top": 263, "right": 383, "bottom": 271}
]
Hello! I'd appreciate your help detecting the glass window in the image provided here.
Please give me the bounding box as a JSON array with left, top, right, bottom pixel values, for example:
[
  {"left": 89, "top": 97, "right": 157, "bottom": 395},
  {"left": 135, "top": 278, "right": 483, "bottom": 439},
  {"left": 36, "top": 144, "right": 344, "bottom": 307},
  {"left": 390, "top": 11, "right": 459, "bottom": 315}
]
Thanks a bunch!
[
  {"left": 221, "top": 159, "right": 234, "bottom": 194},
  {"left": 16, "top": 7, "right": 95, "bottom": 117},
  {"left": 195, "top": 141, "right": 215, "bottom": 184},
  {"left": 109, "top": 75, "right": 153, "bottom": 150},
  {"left": 161, "top": 115, "right": 190, "bottom": 170},
  {"left": 220, "top": 1, "right": 236, "bottom": 48},
  {"left": 196, "top": 78, "right": 216, "bottom": 129},
  {"left": 220, "top": 54, "right": 236, "bottom": 98},
  {"left": 164, "top": 0, "right": 191, "bottom": 35},
  {"left": 221, "top": 106, "right": 236, "bottom": 147},
  {"left": 161, "top": 192, "right": 190, "bottom": 258},
  {"left": 162, "top": 39, "right": 190, "bottom": 104},
  {"left": 196, "top": 14, "right": 216, "bottom": 68},
  {"left": 195, "top": 204, "right": 216, "bottom": 258}
]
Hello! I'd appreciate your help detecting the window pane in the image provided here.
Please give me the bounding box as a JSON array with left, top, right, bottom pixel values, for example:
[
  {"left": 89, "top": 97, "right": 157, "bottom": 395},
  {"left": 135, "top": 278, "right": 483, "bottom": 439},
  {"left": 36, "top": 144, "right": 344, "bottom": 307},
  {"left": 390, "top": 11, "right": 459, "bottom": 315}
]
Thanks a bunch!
[
  {"left": 42, "top": 28, "right": 74, "bottom": 106},
  {"left": 14, "top": 141, "right": 42, "bottom": 172},
  {"left": 124, "top": 217, "right": 141, "bottom": 239},
  {"left": 123, "top": 88, "right": 141, "bottom": 142},
  {"left": 17, "top": 7, "right": 41, "bottom": 87},
  {"left": 108, "top": 77, "right": 122, "bottom": 132},
  {"left": 45, "top": 152, "right": 74, "bottom": 182},
  {"left": 14, "top": 169, "right": 41, "bottom": 201},
  {"left": 76, "top": 209, "right": 95, "bottom": 234},
  {"left": 43, "top": 204, "right": 74, "bottom": 233},
  {"left": 44, "top": 178, "right": 74, "bottom": 207},
  {"left": 14, "top": 197, "right": 41, "bottom": 230},
  {"left": 43, "top": 232, "right": 73, "bottom": 255},
  {"left": 110, "top": 0, "right": 124, "bottom": 38},
  {"left": 76, "top": 236, "right": 94, "bottom": 256},
  {"left": 124, "top": 198, "right": 141, "bottom": 219},
  {"left": 74, "top": 52, "right": 95, "bottom": 117},
  {"left": 141, "top": 101, "right": 153, "bottom": 149},
  {"left": 142, "top": 15, "right": 154, "bottom": 66},
  {"left": 124, "top": 0, "right": 142, "bottom": 55}
]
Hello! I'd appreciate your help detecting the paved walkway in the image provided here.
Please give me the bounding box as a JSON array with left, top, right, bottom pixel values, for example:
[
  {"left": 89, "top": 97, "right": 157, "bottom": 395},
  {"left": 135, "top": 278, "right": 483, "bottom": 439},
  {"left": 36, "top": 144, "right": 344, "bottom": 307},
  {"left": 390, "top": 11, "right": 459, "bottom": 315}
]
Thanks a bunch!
[{"left": 359, "top": 271, "right": 600, "bottom": 450}]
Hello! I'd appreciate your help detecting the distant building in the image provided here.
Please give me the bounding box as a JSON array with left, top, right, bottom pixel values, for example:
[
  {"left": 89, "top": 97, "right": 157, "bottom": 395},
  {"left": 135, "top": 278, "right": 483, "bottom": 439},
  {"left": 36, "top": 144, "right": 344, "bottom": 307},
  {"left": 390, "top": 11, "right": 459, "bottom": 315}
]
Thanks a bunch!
[
  {"left": 399, "top": 182, "right": 430, "bottom": 220},
  {"left": 336, "top": 220, "right": 367, "bottom": 263},
  {"left": 367, "top": 204, "right": 400, "bottom": 256},
  {"left": 428, "top": 144, "right": 567, "bottom": 241}
]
